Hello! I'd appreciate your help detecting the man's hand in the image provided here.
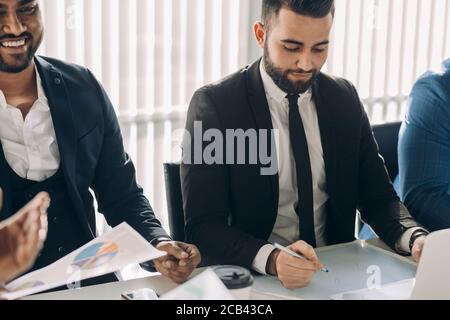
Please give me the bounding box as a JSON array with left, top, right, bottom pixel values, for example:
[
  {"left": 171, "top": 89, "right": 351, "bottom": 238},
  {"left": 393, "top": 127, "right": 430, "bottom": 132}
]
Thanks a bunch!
[
  {"left": 0, "top": 190, "right": 50, "bottom": 284},
  {"left": 266, "top": 241, "right": 323, "bottom": 289},
  {"left": 411, "top": 236, "right": 427, "bottom": 263},
  {"left": 153, "top": 241, "right": 201, "bottom": 284}
]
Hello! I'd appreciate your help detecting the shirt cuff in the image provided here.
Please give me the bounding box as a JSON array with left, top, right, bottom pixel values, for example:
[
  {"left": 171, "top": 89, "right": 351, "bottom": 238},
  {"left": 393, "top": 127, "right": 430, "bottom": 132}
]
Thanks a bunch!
[
  {"left": 150, "top": 236, "right": 173, "bottom": 247},
  {"left": 252, "top": 244, "right": 277, "bottom": 275},
  {"left": 396, "top": 227, "right": 425, "bottom": 254}
]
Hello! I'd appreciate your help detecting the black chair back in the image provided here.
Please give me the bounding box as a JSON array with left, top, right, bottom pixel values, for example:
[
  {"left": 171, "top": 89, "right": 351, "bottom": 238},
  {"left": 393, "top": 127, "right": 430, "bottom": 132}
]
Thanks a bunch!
[
  {"left": 163, "top": 162, "right": 185, "bottom": 241},
  {"left": 372, "top": 122, "right": 402, "bottom": 181}
]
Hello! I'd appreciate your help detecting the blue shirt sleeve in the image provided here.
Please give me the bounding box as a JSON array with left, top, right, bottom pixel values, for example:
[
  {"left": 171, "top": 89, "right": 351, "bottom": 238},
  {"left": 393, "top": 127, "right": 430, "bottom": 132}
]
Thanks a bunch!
[{"left": 398, "top": 69, "right": 450, "bottom": 231}]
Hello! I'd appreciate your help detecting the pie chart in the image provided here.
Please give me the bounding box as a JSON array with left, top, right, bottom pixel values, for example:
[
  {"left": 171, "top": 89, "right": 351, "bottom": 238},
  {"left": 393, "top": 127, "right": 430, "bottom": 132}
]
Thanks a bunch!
[{"left": 72, "top": 242, "right": 119, "bottom": 270}]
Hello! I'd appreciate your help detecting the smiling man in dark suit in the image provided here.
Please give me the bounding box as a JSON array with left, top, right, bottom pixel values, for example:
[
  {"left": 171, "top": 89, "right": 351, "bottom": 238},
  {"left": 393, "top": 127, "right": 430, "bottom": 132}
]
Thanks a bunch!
[
  {"left": 181, "top": 0, "right": 428, "bottom": 289},
  {"left": 0, "top": 0, "right": 200, "bottom": 286}
]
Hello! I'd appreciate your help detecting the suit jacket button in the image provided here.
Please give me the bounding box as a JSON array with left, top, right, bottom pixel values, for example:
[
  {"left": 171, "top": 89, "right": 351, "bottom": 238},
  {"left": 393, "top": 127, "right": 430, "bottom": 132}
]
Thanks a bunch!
[
  {"left": 54, "top": 78, "right": 61, "bottom": 85},
  {"left": 52, "top": 217, "right": 58, "bottom": 223},
  {"left": 58, "top": 246, "right": 64, "bottom": 253}
]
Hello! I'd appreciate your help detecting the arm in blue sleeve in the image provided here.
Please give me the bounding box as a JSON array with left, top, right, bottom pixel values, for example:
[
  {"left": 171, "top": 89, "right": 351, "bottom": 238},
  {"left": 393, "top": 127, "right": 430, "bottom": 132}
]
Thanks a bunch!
[{"left": 398, "top": 76, "right": 450, "bottom": 231}]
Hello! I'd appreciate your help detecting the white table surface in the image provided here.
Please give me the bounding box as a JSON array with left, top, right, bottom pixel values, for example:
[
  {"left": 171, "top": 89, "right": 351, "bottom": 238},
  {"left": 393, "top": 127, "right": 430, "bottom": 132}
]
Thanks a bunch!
[{"left": 24, "top": 239, "right": 415, "bottom": 301}]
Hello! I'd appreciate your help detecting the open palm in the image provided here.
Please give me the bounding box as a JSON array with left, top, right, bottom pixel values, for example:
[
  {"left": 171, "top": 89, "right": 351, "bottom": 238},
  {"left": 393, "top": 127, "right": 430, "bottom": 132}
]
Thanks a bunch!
[{"left": 0, "top": 190, "right": 50, "bottom": 284}]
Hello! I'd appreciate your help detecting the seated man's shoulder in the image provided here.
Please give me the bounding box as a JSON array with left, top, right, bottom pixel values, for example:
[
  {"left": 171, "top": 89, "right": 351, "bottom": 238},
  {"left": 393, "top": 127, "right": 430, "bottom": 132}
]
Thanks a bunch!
[
  {"left": 317, "top": 73, "right": 359, "bottom": 99},
  {"left": 403, "top": 60, "right": 450, "bottom": 136},
  {"left": 412, "top": 59, "right": 450, "bottom": 105},
  {"left": 406, "top": 60, "right": 450, "bottom": 128},
  {"left": 187, "top": 67, "right": 250, "bottom": 122},
  {"left": 37, "top": 55, "right": 92, "bottom": 81},
  {"left": 36, "top": 56, "right": 108, "bottom": 120},
  {"left": 317, "top": 73, "right": 364, "bottom": 119},
  {"left": 195, "top": 66, "right": 248, "bottom": 98}
]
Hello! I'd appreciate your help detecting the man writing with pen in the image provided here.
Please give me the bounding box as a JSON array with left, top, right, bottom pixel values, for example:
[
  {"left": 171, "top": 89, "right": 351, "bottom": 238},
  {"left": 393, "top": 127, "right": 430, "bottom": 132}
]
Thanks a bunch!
[{"left": 181, "top": 0, "right": 428, "bottom": 289}]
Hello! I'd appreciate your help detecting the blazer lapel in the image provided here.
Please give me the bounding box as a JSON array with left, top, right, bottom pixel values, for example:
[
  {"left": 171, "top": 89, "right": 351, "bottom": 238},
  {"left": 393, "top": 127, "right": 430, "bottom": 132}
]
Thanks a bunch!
[
  {"left": 35, "top": 56, "right": 95, "bottom": 238},
  {"left": 313, "top": 74, "right": 338, "bottom": 197},
  {"left": 246, "top": 59, "right": 280, "bottom": 211}
]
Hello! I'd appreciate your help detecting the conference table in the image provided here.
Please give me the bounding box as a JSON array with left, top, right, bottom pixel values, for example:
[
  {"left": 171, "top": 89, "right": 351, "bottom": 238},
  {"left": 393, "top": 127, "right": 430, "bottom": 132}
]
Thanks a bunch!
[{"left": 25, "top": 239, "right": 416, "bottom": 300}]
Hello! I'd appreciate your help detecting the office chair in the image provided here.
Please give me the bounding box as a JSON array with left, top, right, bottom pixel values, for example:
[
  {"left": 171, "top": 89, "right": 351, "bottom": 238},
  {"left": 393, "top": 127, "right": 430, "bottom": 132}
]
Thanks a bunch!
[
  {"left": 163, "top": 162, "right": 185, "bottom": 242},
  {"left": 372, "top": 121, "right": 403, "bottom": 182},
  {"left": 359, "top": 121, "right": 403, "bottom": 240}
]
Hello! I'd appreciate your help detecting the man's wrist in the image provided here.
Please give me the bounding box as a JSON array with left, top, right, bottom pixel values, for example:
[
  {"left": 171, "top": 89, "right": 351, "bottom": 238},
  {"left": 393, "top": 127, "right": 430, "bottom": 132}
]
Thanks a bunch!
[
  {"left": 409, "top": 229, "right": 429, "bottom": 252},
  {"left": 266, "top": 249, "right": 280, "bottom": 276},
  {"left": 150, "top": 236, "right": 173, "bottom": 247},
  {"left": 141, "top": 237, "right": 173, "bottom": 271}
]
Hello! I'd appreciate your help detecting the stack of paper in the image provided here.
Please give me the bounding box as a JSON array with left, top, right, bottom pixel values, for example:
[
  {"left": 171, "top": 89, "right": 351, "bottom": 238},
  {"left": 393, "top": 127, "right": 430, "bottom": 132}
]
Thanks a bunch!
[{"left": 330, "top": 279, "right": 415, "bottom": 300}]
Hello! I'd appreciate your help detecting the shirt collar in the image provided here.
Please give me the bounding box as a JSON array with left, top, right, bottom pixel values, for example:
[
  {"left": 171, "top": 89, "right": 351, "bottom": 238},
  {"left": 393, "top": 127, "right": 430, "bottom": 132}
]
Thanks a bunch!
[
  {"left": 0, "top": 88, "right": 7, "bottom": 110},
  {"left": 0, "top": 65, "right": 49, "bottom": 112},
  {"left": 259, "top": 60, "right": 312, "bottom": 105}
]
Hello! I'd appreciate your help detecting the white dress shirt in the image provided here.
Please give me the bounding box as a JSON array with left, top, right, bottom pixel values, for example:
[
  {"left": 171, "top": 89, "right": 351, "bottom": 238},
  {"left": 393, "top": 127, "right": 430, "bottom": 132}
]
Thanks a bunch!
[
  {"left": 0, "top": 68, "right": 60, "bottom": 182},
  {"left": 252, "top": 62, "right": 416, "bottom": 274}
]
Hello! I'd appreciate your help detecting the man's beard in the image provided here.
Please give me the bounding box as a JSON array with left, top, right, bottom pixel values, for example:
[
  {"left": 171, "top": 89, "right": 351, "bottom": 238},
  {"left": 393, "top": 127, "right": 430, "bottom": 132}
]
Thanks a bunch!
[
  {"left": 0, "top": 33, "right": 41, "bottom": 73},
  {"left": 263, "top": 44, "right": 318, "bottom": 95}
]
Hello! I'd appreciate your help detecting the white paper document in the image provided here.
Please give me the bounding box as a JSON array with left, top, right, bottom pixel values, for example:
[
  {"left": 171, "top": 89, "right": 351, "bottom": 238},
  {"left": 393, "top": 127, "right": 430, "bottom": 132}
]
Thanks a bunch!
[
  {"left": 330, "top": 278, "right": 415, "bottom": 300},
  {"left": 161, "top": 269, "right": 234, "bottom": 300},
  {"left": 1, "top": 223, "right": 166, "bottom": 300},
  {"left": 331, "top": 229, "right": 450, "bottom": 300}
]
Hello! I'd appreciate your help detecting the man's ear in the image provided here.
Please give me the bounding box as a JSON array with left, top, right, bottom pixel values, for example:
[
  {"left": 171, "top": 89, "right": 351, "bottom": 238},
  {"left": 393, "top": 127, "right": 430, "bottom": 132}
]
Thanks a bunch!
[{"left": 253, "top": 22, "right": 267, "bottom": 49}]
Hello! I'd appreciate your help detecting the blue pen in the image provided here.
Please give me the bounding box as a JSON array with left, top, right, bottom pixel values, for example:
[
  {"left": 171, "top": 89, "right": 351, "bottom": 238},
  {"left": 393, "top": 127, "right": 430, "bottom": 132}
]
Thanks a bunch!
[{"left": 274, "top": 243, "right": 329, "bottom": 273}]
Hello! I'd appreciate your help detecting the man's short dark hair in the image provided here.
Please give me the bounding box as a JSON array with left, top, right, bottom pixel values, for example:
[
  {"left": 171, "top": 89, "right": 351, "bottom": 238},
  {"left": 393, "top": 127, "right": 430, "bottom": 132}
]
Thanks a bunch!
[{"left": 262, "top": 0, "right": 335, "bottom": 27}]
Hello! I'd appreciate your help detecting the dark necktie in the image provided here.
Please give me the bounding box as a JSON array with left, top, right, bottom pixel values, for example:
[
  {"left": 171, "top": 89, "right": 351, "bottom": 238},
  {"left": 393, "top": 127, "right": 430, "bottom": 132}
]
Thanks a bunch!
[{"left": 287, "top": 94, "right": 316, "bottom": 247}]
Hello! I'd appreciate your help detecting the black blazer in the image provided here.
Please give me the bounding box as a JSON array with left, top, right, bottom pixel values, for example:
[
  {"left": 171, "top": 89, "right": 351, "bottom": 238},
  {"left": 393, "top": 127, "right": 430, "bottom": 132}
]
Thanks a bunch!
[
  {"left": 0, "top": 56, "right": 169, "bottom": 254},
  {"left": 181, "top": 60, "right": 420, "bottom": 269}
]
